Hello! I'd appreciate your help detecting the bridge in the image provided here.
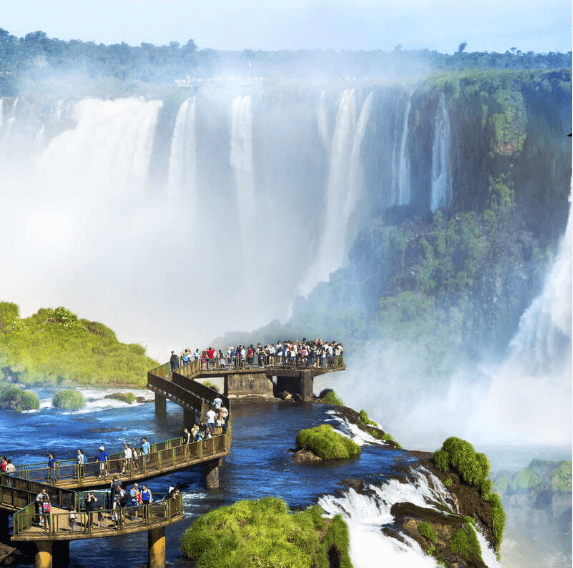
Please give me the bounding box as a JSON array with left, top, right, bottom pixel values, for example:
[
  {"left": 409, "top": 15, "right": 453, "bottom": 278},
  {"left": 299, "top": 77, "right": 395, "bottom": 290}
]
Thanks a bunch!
[{"left": 0, "top": 373, "right": 231, "bottom": 568}]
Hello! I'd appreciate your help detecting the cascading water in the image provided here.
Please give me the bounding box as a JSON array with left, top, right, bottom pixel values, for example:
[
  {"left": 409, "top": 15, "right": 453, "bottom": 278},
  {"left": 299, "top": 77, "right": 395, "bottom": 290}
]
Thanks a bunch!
[
  {"left": 430, "top": 93, "right": 452, "bottom": 211},
  {"left": 477, "top": 194, "right": 572, "bottom": 444},
  {"left": 299, "top": 90, "right": 373, "bottom": 295},
  {"left": 230, "top": 95, "right": 256, "bottom": 252},
  {"left": 317, "top": 90, "right": 330, "bottom": 151},
  {"left": 167, "top": 97, "right": 197, "bottom": 208},
  {"left": 391, "top": 92, "right": 412, "bottom": 206}
]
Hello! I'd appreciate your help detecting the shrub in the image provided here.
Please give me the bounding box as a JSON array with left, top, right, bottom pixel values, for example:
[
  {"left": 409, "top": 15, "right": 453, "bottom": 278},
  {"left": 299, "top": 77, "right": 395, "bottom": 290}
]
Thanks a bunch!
[
  {"left": 322, "top": 390, "right": 344, "bottom": 406},
  {"left": 484, "top": 492, "right": 506, "bottom": 549},
  {"left": 18, "top": 390, "right": 40, "bottom": 411},
  {"left": 104, "top": 392, "right": 136, "bottom": 404},
  {"left": 418, "top": 521, "right": 438, "bottom": 543},
  {"left": 203, "top": 381, "right": 220, "bottom": 393},
  {"left": 296, "top": 424, "right": 361, "bottom": 460},
  {"left": 359, "top": 409, "right": 377, "bottom": 427},
  {"left": 180, "top": 497, "right": 353, "bottom": 568},
  {"left": 53, "top": 390, "right": 86, "bottom": 410},
  {"left": 0, "top": 384, "right": 39, "bottom": 411},
  {"left": 449, "top": 519, "right": 482, "bottom": 563}
]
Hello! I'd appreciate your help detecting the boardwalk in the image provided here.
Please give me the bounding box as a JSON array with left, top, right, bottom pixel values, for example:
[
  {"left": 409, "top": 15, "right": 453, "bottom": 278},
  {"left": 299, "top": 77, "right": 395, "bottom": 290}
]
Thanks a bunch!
[{"left": 1, "top": 372, "right": 232, "bottom": 568}]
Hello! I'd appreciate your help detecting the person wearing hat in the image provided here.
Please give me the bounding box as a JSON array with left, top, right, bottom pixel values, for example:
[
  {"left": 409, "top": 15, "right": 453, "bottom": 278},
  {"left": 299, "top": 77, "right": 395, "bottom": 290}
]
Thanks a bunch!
[{"left": 97, "top": 445, "right": 109, "bottom": 478}]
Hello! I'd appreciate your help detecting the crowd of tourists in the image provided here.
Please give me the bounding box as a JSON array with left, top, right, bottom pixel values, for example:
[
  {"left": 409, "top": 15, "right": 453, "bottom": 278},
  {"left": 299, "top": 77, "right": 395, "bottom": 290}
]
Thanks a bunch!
[{"left": 170, "top": 338, "right": 343, "bottom": 371}]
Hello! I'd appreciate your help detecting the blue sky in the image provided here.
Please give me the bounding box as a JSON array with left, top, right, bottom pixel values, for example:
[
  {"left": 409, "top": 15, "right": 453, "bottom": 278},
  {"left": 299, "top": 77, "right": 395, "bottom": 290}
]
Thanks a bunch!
[{"left": 2, "top": 0, "right": 571, "bottom": 53}]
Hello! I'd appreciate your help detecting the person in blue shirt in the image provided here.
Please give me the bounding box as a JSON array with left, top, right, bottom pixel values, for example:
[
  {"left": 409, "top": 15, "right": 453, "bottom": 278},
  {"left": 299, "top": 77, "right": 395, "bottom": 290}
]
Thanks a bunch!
[
  {"left": 47, "top": 453, "right": 57, "bottom": 483},
  {"left": 97, "top": 445, "right": 109, "bottom": 477}
]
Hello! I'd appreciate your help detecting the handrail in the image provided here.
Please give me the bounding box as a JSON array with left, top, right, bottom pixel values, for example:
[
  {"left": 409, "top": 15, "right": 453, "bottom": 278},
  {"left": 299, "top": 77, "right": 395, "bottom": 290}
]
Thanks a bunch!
[
  {"left": 6, "top": 430, "right": 231, "bottom": 485},
  {"left": 12, "top": 493, "right": 184, "bottom": 538}
]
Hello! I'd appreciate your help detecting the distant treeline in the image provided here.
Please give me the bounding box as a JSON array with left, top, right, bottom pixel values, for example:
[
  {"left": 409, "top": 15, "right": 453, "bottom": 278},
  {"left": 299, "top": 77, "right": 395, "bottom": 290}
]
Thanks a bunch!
[{"left": 0, "top": 28, "right": 571, "bottom": 96}]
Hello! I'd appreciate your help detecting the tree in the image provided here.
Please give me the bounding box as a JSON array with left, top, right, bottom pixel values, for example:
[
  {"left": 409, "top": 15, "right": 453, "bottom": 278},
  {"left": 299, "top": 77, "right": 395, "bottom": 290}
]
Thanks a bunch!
[{"left": 458, "top": 42, "right": 468, "bottom": 53}]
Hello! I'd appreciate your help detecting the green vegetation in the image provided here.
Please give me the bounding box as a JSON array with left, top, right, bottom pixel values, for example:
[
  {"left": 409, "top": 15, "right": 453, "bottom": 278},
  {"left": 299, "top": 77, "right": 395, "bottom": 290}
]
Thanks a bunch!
[
  {"left": 359, "top": 409, "right": 377, "bottom": 427},
  {"left": 322, "top": 390, "right": 344, "bottom": 406},
  {"left": 449, "top": 518, "right": 482, "bottom": 564},
  {"left": 104, "top": 392, "right": 136, "bottom": 404},
  {"left": 434, "top": 437, "right": 505, "bottom": 548},
  {"left": 52, "top": 390, "right": 86, "bottom": 410},
  {"left": 203, "top": 381, "right": 220, "bottom": 393},
  {"left": 418, "top": 522, "right": 437, "bottom": 543},
  {"left": 0, "top": 384, "right": 39, "bottom": 411},
  {"left": 0, "top": 303, "right": 158, "bottom": 388},
  {"left": 296, "top": 424, "right": 361, "bottom": 460},
  {"left": 551, "top": 461, "right": 572, "bottom": 493},
  {"left": 180, "top": 497, "right": 353, "bottom": 568}
]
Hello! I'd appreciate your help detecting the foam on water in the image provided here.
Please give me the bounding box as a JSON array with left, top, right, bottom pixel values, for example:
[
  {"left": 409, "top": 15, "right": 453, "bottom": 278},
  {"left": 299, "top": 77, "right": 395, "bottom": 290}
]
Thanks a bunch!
[{"left": 325, "top": 409, "right": 386, "bottom": 446}]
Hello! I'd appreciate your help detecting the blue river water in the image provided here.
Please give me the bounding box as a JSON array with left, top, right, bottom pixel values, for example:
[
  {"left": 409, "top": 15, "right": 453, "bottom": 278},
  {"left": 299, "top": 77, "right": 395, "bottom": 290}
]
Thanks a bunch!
[{"left": 0, "top": 388, "right": 415, "bottom": 567}]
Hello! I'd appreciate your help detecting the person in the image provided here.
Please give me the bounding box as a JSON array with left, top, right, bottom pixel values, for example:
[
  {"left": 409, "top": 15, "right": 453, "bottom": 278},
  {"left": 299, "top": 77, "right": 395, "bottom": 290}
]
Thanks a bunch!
[
  {"left": 69, "top": 506, "right": 78, "bottom": 532},
  {"left": 85, "top": 492, "right": 97, "bottom": 530},
  {"left": 5, "top": 458, "right": 15, "bottom": 486},
  {"left": 77, "top": 449, "right": 85, "bottom": 479},
  {"left": 215, "top": 409, "right": 224, "bottom": 435},
  {"left": 206, "top": 406, "right": 216, "bottom": 435},
  {"left": 130, "top": 483, "right": 141, "bottom": 519},
  {"left": 220, "top": 405, "right": 229, "bottom": 434},
  {"left": 122, "top": 443, "right": 132, "bottom": 474},
  {"left": 97, "top": 446, "right": 108, "bottom": 477},
  {"left": 47, "top": 453, "right": 57, "bottom": 483},
  {"left": 141, "top": 437, "right": 151, "bottom": 465},
  {"left": 35, "top": 489, "right": 47, "bottom": 525},
  {"left": 111, "top": 477, "right": 122, "bottom": 510},
  {"left": 132, "top": 446, "right": 139, "bottom": 472},
  {"left": 140, "top": 484, "right": 152, "bottom": 520},
  {"left": 199, "top": 421, "right": 208, "bottom": 438},
  {"left": 169, "top": 351, "right": 179, "bottom": 372},
  {"left": 213, "top": 396, "right": 223, "bottom": 410},
  {"left": 183, "top": 428, "right": 191, "bottom": 444},
  {"left": 191, "top": 424, "right": 199, "bottom": 440},
  {"left": 41, "top": 492, "right": 51, "bottom": 529}
]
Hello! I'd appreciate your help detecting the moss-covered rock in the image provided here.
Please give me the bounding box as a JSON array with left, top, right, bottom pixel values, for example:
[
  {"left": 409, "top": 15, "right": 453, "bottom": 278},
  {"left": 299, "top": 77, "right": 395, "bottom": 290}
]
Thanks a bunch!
[
  {"left": 295, "top": 424, "right": 361, "bottom": 460},
  {"left": 180, "top": 497, "right": 353, "bottom": 568},
  {"left": 52, "top": 389, "right": 86, "bottom": 410},
  {"left": 0, "top": 384, "right": 40, "bottom": 411},
  {"left": 104, "top": 392, "right": 136, "bottom": 404}
]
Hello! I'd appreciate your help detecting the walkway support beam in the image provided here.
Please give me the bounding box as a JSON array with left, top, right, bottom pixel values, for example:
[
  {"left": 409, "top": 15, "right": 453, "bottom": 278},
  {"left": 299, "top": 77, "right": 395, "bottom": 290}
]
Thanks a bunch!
[
  {"left": 154, "top": 394, "right": 167, "bottom": 418},
  {"left": 148, "top": 526, "right": 166, "bottom": 568}
]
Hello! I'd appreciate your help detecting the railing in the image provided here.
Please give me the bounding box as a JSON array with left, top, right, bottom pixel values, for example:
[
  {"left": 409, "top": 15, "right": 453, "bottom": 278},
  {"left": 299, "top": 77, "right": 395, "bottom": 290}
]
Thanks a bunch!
[
  {"left": 157, "top": 355, "right": 345, "bottom": 376},
  {"left": 12, "top": 493, "right": 184, "bottom": 537},
  {"left": 148, "top": 373, "right": 204, "bottom": 414},
  {"left": 0, "top": 478, "right": 75, "bottom": 510},
  {"left": 7, "top": 429, "right": 231, "bottom": 485}
]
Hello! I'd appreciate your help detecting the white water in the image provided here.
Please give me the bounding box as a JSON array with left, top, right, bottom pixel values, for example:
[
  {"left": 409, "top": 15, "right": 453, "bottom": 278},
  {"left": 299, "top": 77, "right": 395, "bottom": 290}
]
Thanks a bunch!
[
  {"left": 430, "top": 93, "right": 452, "bottom": 211},
  {"left": 230, "top": 94, "right": 256, "bottom": 251},
  {"left": 317, "top": 465, "right": 503, "bottom": 568},
  {"left": 168, "top": 97, "right": 197, "bottom": 209},
  {"left": 391, "top": 92, "right": 412, "bottom": 206},
  {"left": 299, "top": 91, "right": 373, "bottom": 295}
]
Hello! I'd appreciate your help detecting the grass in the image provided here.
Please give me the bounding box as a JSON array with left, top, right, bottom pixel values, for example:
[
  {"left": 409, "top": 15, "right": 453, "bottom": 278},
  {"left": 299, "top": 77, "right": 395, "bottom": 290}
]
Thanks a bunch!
[
  {"left": 104, "top": 392, "right": 136, "bottom": 404},
  {"left": 180, "top": 496, "right": 353, "bottom": 568},
  {"left": 434, "top": 436, "right": 505, "bottom": 549},
  {"left": 0, "top": 303, "right": 158, "bottom": 388},
  {"left": 418, "top": 522, "right": 437, "bottom": 543},
  {"left": 52, "top": 389, "right": 86, "bottom": 410},
  {"left": 296, "top": 424, "right": 361, "bottom": 460},
  {"left": 0, "top": 384, "right": 40, "bottom": 411},
  {"left": 321, "top": 390, "right": 344, "bottom": 406},
  {"left": 449, "top": 518, "right": 482, "bottom": 564}
]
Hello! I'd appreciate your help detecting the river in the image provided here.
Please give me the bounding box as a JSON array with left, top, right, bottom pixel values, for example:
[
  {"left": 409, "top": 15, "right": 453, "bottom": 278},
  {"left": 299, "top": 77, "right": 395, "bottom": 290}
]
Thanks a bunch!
[{"left": 0, "top": 387, "right": 569, "bottom": 567}]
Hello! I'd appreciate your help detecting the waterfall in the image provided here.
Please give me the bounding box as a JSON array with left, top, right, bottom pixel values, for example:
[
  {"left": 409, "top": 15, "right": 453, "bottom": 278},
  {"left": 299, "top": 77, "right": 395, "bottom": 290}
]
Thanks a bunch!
[
  {"left": 479, "top": 194, "right": 572, "bottom": 444},
  {"left": 299, "top": 90, "right": 373, "bottom": 296},
  {"left": 319, "top": 466, "right": 501, "bottom": 568},
  {"left": 391, "top": 93, "right": 412, "bottom": 206},
  {"left": 317, "top": 91, "right": 330, "bottom": 151},
  {"left": 430, "top": 93, "right": 452, "bottom": 211},
  {"left": 0, "top": 99, "right": 3, "bottom": 131},
  {"left": 230, "top": 95, "right": 255, "bottom": 251},
  {"left": 167, "top": 97, "right": 197, "bottom": 207}
]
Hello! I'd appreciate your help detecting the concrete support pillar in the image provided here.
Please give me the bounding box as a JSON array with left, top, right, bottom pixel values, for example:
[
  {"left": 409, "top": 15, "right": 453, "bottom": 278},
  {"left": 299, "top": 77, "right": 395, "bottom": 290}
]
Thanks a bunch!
[
  {"left": 223, "top": 375, "right": 229, "bottom": 397},
  {"left": 148, "top": 526, "right": 166, "bottom": 568},
  {"left": 299, "top": 370, "right": 313, "bottom": 402},
  {"left": 204, "top": 458, "right": 222, "bottom": 489},
  {"left": 53, "top": 541, "right": 69, "bottom": 567},
  {"left": 154, "top": 394, "right": 167, "bottom": 418},
  {"left": 35, "top": 541, "right": 52, "bottom": 568}
]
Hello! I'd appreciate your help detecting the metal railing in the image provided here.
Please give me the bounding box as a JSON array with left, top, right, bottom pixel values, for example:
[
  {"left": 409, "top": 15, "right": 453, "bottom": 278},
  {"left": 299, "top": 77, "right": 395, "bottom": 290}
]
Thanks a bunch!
[
  {"left": 8, "top": 429, "right": 231, "bottom": 485},
  {"left": 12, "top": 493, "right": 184, "bottom": 537},
  {"left": 156, "top": 355, "right": 345, "bottom": 375}
]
